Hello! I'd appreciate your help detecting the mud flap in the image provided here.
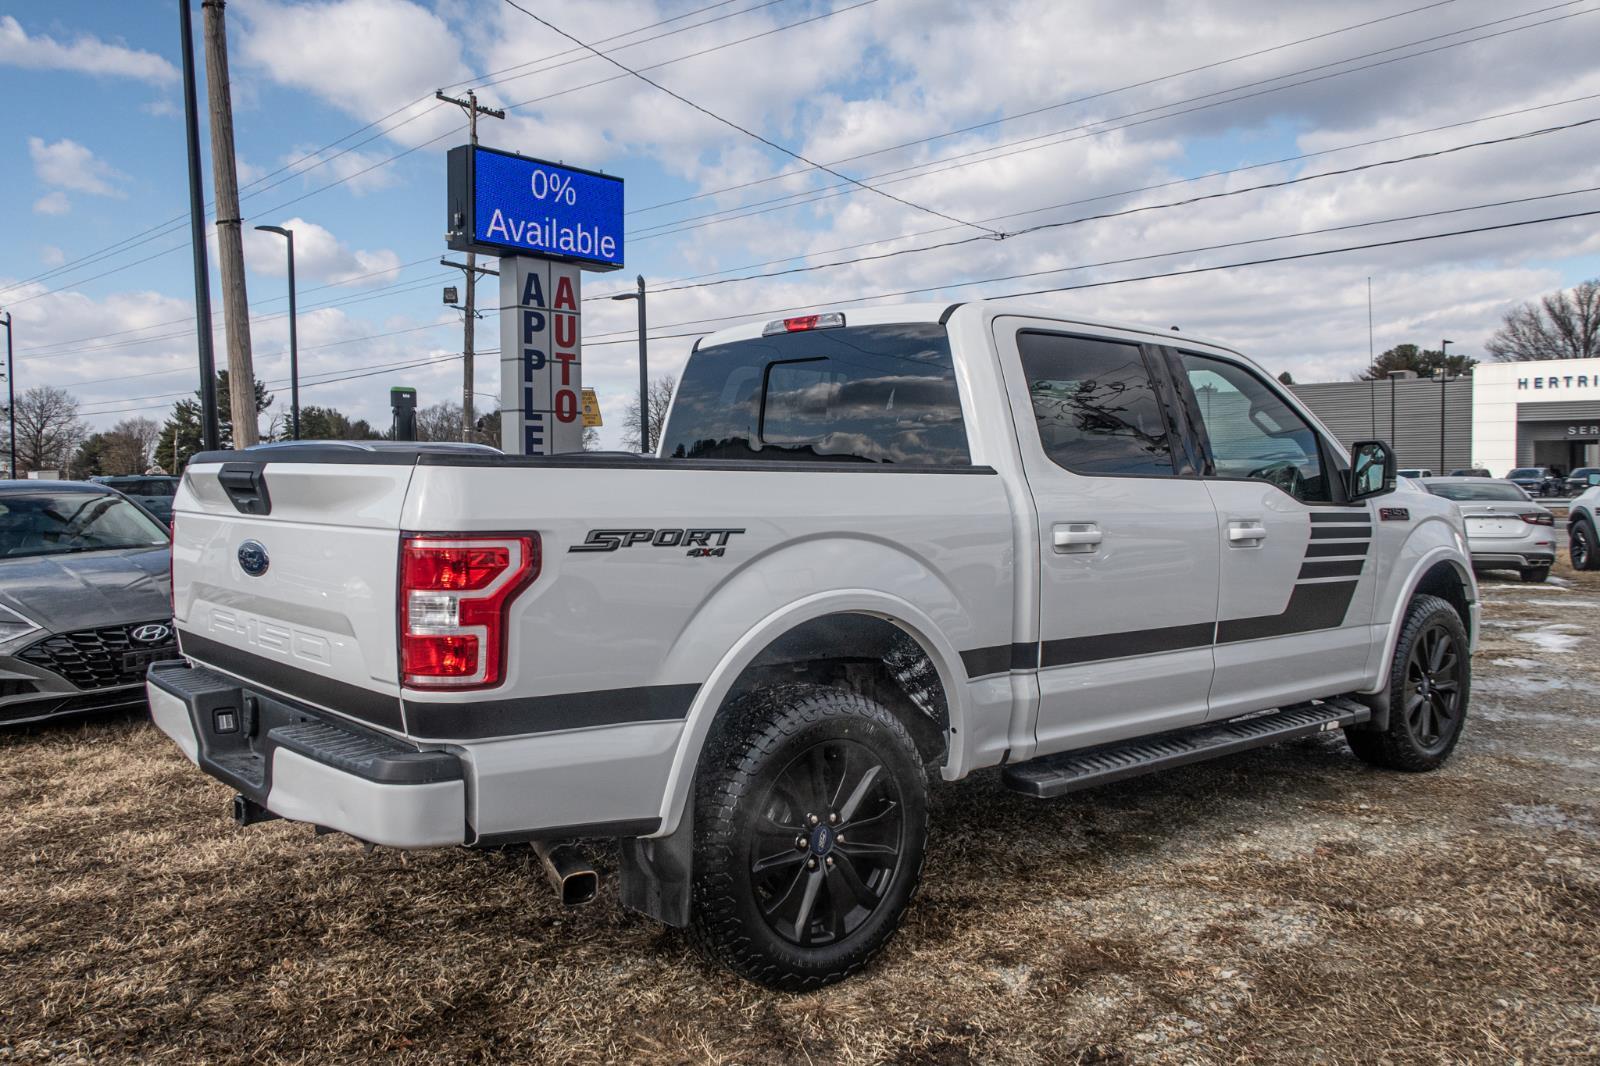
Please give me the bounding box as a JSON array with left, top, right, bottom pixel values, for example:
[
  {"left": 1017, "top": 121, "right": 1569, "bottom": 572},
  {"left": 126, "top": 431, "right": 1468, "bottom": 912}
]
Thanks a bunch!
[{"left": 618, "top": 803, "right": 693, "bottom": 927}]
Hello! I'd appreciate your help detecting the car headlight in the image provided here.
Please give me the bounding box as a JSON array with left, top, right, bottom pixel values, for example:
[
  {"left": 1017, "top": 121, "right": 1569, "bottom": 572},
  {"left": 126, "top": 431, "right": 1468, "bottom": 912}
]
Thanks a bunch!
[{"left": 0, "top": 605, "right": 42, "bottom": 643}]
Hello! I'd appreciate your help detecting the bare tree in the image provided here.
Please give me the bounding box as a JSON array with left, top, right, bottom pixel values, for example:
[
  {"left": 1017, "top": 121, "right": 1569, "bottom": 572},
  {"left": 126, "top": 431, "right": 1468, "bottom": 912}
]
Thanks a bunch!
[
  {"left": 415, "top": 401, "right": 463, "bottom": 443},
  {"left": 621, "top": 375, "right": 676, "bottom": 453},
  {"left": 1486, "top": 279, "right": 1600, "bottom": 361},
  {"left": 103, "top": 417, "right": 161, "bottom": 473},
  {"left": 5, "top": 386, "right": 87, "bottom": 476}
]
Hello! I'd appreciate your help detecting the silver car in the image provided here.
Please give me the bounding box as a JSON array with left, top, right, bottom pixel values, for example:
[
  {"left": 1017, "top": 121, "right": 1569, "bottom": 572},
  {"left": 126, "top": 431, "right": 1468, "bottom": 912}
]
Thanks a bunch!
[
  {"left": 1419, "top": 477, "right": 1557, "bottom": 582},
  {"left": 0, "top": 481, "right": 174, "bottom": 725}
]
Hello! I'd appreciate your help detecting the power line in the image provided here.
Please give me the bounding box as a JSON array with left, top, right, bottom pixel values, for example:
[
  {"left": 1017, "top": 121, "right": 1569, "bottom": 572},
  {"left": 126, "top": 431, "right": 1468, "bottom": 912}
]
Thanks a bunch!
[
  {"left": 582, "top": 192, "right": 1600, "bottom": 339},
  {"left": 498, "top": 0, "right": 1005, "bottom": 237},
  {"left": 0, "top": 0, "right": 864, "bottom": 305},
  {"left": 601, "top": 115, "right": 1600, "bottom": 299},
  {"left": 624, "top": 1, "right": 1595, "bottom": 243},
  {"left": 626, "top": 0, "right": 1468, "bottom": 217},
  {"left": 588, "top": 90, "right": 1600, "bottom": 300}
]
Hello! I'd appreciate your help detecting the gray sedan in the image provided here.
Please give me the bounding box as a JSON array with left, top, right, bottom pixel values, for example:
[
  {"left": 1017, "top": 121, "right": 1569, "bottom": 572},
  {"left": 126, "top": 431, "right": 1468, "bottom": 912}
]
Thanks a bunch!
[
  {"left": 0, "top": 481, "right": 174, "bottom": 725},
  {"left": 1418, "top": 477, "right": 1558, "bottom": 583}
]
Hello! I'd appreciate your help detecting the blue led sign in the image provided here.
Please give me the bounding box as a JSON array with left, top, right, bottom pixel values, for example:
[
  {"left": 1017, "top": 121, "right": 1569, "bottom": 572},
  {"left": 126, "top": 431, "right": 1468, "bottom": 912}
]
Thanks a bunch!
[{"left": 446, "top": 145, "right": 624, "bottom": 271}]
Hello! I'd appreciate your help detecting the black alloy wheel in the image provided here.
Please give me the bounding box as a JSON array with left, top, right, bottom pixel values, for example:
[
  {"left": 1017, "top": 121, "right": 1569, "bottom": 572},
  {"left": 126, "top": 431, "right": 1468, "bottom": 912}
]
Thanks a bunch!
[
  {"left": 1402, "top": 621, "right": 1464, "bottom": 756},
  {"left": 750, "top": 739, "right": 904, "bottom": 948},
  {"left": 1572, "top": 519, "right": 1596, "bottom": 570},
  {"left": 689, "top": 684, "right": 929, "bottom": 990},
  {"left": 1347, "top": 593, "right": 1470, "bottom": 772}
]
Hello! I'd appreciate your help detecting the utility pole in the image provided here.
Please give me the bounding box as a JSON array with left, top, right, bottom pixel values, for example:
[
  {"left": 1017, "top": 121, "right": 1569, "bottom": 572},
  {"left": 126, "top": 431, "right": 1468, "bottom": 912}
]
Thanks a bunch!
[
  {"left": 178, "top": 0, "right": 220, "bottom": 452},
  {"left": 1, "top": 309, "right": 14, "bottom": 478},
  {"left": 202, "top": 0, "right": 257, "bottom": 447},
  {"left": 436, "top": 89, "right": 504, "bottom": 442}
]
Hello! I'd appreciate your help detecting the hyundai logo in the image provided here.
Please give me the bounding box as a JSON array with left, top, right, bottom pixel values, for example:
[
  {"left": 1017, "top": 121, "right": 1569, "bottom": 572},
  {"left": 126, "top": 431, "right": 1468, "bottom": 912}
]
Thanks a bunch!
[
  {"left": 237, "top": 540, "right": 269, "bottom": 577},
  {"left": 131, "top": 623, "right": 172, "bottom": 645}
]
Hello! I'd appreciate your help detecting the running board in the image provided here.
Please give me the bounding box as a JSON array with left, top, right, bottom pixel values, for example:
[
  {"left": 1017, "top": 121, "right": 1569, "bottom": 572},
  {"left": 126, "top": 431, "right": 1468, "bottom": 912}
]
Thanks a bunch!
[{"left": 1001, "top": 698, "right": 1371, "bottom": 799}]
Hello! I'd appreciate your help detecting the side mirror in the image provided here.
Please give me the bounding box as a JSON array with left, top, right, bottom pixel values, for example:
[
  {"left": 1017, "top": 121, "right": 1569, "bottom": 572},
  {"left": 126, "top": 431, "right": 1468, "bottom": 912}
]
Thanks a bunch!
[{"left": 1348, "top": 440, "right": 1396, "bottom": 500}]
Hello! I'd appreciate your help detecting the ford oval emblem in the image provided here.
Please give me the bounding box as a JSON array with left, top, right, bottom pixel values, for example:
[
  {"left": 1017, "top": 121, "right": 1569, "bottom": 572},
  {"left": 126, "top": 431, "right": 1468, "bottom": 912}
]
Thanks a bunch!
[
  {"left": 237, "top": 540, "right": 269, "bottom": 577},
  {"left": 131, "top": 623, "right": 173, "bottom": 645}
]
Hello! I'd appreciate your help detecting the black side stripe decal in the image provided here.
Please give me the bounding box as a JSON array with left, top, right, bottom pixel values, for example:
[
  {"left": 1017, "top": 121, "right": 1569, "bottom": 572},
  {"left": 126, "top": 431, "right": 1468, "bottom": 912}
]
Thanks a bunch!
[
  {"left": 1306, "top": 540, "right": 1370, "bottom": 558},
  {"left": 959, "top": 644, "right": 1013, "bottom": 679},
  {"left": 1308, "top": 512, "right": 1372, "bottom": 524},
  {"left": 403, "top": 684, "right": 699, "bottom": 740},
  {"left": 1216, "top": 580, "right": 1360, "bottom": 643},
  {"left": 1310, "top": 526, "right": 1374, "bottom": 540},
  {"left": 1298, "top": 559, "right": 1366, "bottom": 579},
  {"left": 1042, "top": 622, "right": 1216, "bottom": 668}
]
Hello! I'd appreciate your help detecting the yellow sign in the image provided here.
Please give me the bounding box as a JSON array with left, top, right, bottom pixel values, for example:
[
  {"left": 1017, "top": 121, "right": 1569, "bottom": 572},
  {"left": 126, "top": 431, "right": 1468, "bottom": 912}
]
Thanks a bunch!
[{"left": 580, "top": 388, "right": 602, "bottom": 427}]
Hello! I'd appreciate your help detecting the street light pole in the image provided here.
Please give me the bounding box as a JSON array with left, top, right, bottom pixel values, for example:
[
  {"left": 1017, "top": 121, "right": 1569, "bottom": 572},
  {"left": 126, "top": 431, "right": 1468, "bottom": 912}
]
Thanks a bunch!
[
  {"left": 1438, "top": 339, "right": 1454, "bottom": 472},
  {"left": 1, "top": 310, "right": 14, "bottom": 477},
  {"left": 611, "top": 275, "right": 650, "bottom": 454},
  {"left": 254, "top": 225, "right": 299, "bottom": 439},
  {"left": 178, "top": 0, "right": 220, "bottom": 452}
]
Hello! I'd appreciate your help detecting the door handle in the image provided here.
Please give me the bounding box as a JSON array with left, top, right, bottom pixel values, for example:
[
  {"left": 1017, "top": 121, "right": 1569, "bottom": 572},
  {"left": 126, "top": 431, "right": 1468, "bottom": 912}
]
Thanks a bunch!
[
  {"left": 1227, "top": 522, "right": 1267, "bottom": 545},
  {"left": 1053, "top": 523, "right": 1103, "bottom": 553}
]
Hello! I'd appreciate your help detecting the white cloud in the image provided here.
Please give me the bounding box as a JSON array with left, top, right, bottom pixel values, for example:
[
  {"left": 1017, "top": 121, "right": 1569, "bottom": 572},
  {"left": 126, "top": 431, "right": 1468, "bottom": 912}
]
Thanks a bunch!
[
  {"left": 40, "top": 246, "right": 66, "bottom": 268},
  {"left": 32, "top": 192, "right": 70, "bottom": 216},
  {"left": 28, "top": 137, "right": 127, "bottom": 198},
  {"left": 279, "top": 145, "right": 400, "bottom": 195},
  {"left": 243, "top": 217, "right": 403, "bottom": 286},
  {"left": 0, "top": 15, "right": 178, "bottom": 83}
]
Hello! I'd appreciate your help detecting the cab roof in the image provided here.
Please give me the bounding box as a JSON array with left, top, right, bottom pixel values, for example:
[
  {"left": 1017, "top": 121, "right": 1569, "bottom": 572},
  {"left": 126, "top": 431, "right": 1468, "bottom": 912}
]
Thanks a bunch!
[{"left": 690, "top": 299, "right": 1243, "bottom": 357}]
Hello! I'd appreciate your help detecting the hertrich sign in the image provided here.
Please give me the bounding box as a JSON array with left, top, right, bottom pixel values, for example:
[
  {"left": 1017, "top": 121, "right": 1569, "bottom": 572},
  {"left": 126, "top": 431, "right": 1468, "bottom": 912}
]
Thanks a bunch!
[{"left": 446, "top": 145, "right": 624, "bottom": 271}]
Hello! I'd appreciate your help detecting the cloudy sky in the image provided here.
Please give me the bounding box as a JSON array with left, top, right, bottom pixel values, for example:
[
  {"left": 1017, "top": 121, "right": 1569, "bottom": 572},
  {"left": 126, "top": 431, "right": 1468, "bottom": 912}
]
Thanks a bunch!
[{"left": 2, "top": 0, "right": 1598, "bottom": 446}]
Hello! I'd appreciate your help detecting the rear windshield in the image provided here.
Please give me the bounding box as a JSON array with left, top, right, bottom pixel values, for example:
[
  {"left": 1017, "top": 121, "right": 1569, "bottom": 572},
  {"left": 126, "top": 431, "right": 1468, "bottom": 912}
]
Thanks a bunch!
[
  {"left": 0, "top": 491, "right": 169, "bottom": 559},
  {"left": 660, "top": 323, "right": 970, "bottom": 465},
  {"left": 1424, "top": 481, "right": 1530, "bottom": 501}
]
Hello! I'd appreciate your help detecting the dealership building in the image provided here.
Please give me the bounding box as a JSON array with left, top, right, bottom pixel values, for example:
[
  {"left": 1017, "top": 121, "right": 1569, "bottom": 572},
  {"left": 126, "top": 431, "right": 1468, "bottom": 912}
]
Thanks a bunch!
[{"left": 1291, "top": 357, "right": 1600, "bottom": 476}]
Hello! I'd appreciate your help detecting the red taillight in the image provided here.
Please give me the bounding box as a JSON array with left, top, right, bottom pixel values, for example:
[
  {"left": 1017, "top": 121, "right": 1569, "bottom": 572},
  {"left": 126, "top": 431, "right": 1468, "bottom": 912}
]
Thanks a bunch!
[
  {"left": 1520, "top": 512, "right": 1555, "bottom": 526},
  {"left": 400, "top": 534, "right": 538, "bottom": 690}
]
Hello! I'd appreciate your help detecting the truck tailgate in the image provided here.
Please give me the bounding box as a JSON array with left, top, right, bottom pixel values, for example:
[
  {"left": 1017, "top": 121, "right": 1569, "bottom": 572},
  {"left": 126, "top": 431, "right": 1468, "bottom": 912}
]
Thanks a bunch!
[{"left": 174, "top": 459, "right": 413, "bottom": 731}]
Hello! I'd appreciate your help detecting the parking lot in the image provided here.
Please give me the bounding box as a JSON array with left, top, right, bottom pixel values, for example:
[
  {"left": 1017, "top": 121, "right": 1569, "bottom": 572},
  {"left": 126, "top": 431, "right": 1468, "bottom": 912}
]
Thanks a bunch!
[{"left": 1, "top": 565, "right": 1596, "bottom": 1064}]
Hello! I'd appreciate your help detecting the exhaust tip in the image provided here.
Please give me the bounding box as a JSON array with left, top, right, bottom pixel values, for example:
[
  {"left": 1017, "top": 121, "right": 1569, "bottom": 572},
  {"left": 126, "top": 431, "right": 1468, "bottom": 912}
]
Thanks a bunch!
[
  {"left": 559, "top": 868, "right": 599, "bottom": 907},
  {"left": 532, "top": 841, "right": 599, "bottom": 907}
]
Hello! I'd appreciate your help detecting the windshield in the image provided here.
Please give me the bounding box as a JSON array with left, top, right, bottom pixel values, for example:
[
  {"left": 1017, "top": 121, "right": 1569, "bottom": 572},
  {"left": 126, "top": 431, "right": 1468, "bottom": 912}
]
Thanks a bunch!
[
  {"left": 1425, "top": 481, "right": 1531, "bottom": 502},
  {"left": 0, "top": 490, "right": 170, "bottom": 559},
  {"left": 1508, "top": 469, "right": 1542, "bottom": 478}
]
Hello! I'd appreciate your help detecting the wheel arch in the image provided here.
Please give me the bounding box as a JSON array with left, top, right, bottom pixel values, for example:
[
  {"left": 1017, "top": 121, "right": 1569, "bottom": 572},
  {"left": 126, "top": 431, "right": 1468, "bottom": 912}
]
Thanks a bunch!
[
  {"left": 651, "top": 591, "right": 972, "bottom": 838},
  {"left": 1364, "top": 547, "right": 1477, "bottom": 702}
]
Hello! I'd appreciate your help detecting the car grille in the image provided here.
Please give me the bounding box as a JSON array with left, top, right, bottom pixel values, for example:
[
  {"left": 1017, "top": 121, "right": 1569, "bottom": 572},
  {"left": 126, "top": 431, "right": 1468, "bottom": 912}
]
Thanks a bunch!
[{"left": 18, "top": 621, "right": 176, "bottom": 690}]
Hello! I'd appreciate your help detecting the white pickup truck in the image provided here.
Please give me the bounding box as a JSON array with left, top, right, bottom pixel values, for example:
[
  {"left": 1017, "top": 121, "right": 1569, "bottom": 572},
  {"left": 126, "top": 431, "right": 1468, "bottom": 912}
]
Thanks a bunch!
[{"left": 151, "top": 301, "right": 1478, "bottom": 989}]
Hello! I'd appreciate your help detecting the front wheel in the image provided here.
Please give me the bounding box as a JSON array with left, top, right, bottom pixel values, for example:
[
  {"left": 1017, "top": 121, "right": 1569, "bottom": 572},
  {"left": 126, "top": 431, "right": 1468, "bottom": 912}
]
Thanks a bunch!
[
  {"left": 1572, "top": 517, "right": 1599, "bottom": 571},
  {"left": 1348, "top": 594, "right": 1470, "bottom": 772},
  {"left": 688, "top": 684, "right": 929, "bottom": 990}
]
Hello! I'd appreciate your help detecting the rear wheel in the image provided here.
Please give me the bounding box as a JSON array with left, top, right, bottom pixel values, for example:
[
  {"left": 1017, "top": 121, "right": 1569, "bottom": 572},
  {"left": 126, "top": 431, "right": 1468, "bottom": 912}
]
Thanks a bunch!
[
  {"left": 688, "top": 684, "right": 928, "bottom": 990},
  {"left": 1571, "top": 517, "right": 1598, "bottom": 571},
  {"left": 1520, "top": 565, "right": 1551, "bottom": 584},
  {"left": 1347, "top": 594, "right": 1470, "bottom": 772}
]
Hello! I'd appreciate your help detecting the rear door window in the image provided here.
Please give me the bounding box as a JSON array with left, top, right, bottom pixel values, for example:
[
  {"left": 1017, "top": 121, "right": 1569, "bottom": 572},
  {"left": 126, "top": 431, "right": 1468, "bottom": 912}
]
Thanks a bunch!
[
  {"left": 660, "top": 323, "right": 969, "bottom": 465},
  {"left": 1016, "top": 331, "right": 1177, "bottom": 476}
]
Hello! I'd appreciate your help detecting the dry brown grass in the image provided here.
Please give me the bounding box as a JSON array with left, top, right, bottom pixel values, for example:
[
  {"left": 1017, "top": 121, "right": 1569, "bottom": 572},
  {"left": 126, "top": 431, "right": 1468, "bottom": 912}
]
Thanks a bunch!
[{"left": 3, "top": 566, "right": 1599, "bottom": 1063}]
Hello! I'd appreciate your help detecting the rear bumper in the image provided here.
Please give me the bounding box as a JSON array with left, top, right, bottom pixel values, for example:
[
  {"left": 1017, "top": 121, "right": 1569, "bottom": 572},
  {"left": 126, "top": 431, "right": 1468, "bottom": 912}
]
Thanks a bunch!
[
  {"left": 148, "top": 659, "right": 466, "bottom": 848},
  {"left": 1468, "top": 549, "right": 1555, "bottom": 569}
]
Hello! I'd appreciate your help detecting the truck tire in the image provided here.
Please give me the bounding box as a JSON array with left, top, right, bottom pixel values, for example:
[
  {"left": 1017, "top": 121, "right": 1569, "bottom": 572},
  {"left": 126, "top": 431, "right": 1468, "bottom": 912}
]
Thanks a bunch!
[
  {"left": 1571, "top": 516, "right": 1598, "bottom": 571},
  {"left": 688, "top": 684, "right": 928, "bottom": 990},
  {"left": 1347, "top": 594, "right": 1470, "bottom": 772}
]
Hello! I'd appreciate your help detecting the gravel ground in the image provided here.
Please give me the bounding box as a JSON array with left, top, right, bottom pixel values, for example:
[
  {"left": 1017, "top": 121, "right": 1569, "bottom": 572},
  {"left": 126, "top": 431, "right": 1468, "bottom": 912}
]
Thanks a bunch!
[{"left": 2, "top": 565, "right": 1598, "bottom": 1064}]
